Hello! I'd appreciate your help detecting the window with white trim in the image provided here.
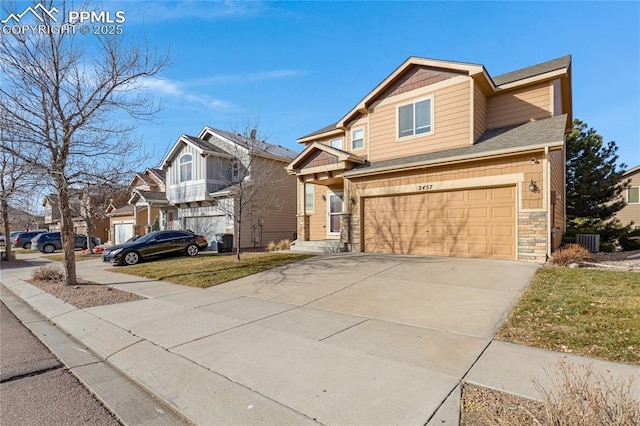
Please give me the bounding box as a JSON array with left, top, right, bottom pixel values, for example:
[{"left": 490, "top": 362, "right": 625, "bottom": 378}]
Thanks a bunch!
[
  {"left": 179, "top": 154, "right": 192, "bottom": 182},
  {"left": 330, "top": 137, "right": 343, "bottom": 150},
  {"left": 398, "top": 97, "right": 432, "bottom": 138},
  {"left": 352, "top": 128, "right": 364, "bottom": 150},
  {"left": 305, "top": 183, "right": 314, "bottom": 212},
  {"left": 628, "top": 187, "right": 639, "bottom": 204}
]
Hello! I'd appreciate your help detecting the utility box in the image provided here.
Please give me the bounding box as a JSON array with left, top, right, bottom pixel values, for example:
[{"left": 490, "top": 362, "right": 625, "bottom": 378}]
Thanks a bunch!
[
  {"left": 214, "top": 233, "right": 234, "bottom": 253},
  {"left": 576, "top": 234, "right": 600, "bottom": 253}
]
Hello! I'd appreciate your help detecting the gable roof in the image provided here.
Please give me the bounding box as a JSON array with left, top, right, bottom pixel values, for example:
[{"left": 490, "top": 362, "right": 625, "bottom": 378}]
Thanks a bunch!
[
  {"left": 201, "top": 126, "right": 298, "bottom": 161},
  {"left": 286, "top": 142, "right": 366, "bottom": 173},
  {"left": 299, "top": 54, "right": 571, "bottom": 142},
  {"left": 129, "top": 189, "right": 169, "bottom": 205},
  {"left": 622, "top": 164, "right": 640, "bottom": 178},
  {"left": 344, "top": 114, "right": 568, "bottom": 177},
  {"left": 493, "top": 55, "right": 571, "bottom": 86}
]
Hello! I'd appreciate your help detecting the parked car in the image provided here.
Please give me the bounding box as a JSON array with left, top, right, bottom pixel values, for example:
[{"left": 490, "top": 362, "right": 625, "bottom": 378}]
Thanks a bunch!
[
  {"left": 13, "top": 230, "right": 49, "bottom": 249},
  {"left": 102, "top": 230, "right": 208, "bottom": 266},
  {"left": 33, "top": 232, "right": 101, "bottom": 253}
]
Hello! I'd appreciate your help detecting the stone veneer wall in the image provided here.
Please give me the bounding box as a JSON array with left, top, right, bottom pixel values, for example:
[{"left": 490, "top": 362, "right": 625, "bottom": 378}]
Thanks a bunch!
[
  {"left": 296, "top": 214, "right": 309, "bottom": 241},
  {"left": 349, "top": 216, "right": 361, "bottom": 252},
  {"left": 518, "top": 211, "right": 547, "bottom": 262}
]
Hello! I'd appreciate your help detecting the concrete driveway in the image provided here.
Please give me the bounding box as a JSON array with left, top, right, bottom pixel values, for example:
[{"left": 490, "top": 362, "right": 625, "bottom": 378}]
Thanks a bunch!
[{"left": 65, "top": 254, "right": 537, "bottom": 424}]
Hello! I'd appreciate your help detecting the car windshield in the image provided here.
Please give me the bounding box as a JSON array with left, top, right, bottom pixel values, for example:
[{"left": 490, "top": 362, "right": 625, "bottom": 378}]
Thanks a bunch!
[{"left": 134, "top": 232, "right": 162, "bottom": 244}]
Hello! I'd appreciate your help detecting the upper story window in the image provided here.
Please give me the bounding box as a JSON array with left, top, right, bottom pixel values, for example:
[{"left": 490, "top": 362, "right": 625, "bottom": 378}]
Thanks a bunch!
[
  {"left": 351, "top": 128, "right": 364, "bottom": 150},
  {"left": 330, "top": 137, "right": 343, "bottom": 150},
  {"left": 179, "top": 154, "right": 193, "bottom": 182},
  {"left": 305, "top": 183, "right": 314, "bottom": 212},
  {"left": 628, "top": 187, "right": 639, "bottom": 204},
  {"left": 398, "top": 97, "right": 433, "bottom": 139}
]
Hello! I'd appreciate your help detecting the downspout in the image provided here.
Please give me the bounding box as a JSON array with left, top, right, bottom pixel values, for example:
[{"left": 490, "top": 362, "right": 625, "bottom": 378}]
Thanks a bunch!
[{"left": 545, "top": 146, "right": 552, "bottom": 260}]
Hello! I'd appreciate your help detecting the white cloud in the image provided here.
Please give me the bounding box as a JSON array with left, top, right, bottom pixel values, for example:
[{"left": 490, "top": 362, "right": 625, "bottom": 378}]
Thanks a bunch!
[
  {"left": 142, "top": 77, "right": 235, "bottom": 111},
  {"left": 191, "top": 69, "right": 306, "bottom": 86}
]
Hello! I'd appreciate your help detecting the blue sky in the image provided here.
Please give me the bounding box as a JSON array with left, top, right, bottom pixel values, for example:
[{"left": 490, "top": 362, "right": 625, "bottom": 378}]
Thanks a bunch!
[{"left": 13, "top": 0, "right": 640, "bottom": 168}]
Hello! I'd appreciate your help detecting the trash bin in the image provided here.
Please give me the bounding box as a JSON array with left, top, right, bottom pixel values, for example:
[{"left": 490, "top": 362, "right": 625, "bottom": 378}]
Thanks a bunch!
[{"left": 215, "top": 233, "right": 234, "bottom": 253}]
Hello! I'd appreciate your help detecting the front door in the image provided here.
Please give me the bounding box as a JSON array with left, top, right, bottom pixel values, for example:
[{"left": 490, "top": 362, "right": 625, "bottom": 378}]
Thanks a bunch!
[{"left": 328, "top": 192, "right": 344, "bottom": 236}]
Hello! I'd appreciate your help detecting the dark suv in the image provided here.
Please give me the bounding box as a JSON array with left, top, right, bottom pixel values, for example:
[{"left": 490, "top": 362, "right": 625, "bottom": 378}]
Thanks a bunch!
[
  {"left": 102, "top": 230, "right": 208, "bottom": 265},
  {"left": 33, "top": 232, "right": 101, "bottom": 253},
  {"left": 13, "top": 230, "right": 49, "bottom": 249}
]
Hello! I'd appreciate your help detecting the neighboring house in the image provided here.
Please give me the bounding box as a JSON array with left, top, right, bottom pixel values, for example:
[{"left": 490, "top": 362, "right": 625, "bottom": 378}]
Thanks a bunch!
[
  {"left": 43, "top": 190, "right": 112, "bottom": 243},
  {"left": 616, "top": 164, "right": 640, "bottom": 229},
  {"left": 287, "top": 55, "right": 572, "bottom": 262},
  {"left": 161, "top": 126, "right": 297, "bottom": 249},
  {"left": 0, "top": 206, "right": 43, "bottom": 232},
  {"left": 105, "top": 168, "right": 172, "bottom": 245}
]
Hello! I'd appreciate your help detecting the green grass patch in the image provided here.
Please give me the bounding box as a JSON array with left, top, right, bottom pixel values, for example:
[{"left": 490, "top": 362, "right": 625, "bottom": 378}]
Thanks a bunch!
[
  {"left": 497, "top": 267, "right": 640, "bottom": 364},
  {"left": 112, "top": 252, "right": 315, "bottom": 288}
]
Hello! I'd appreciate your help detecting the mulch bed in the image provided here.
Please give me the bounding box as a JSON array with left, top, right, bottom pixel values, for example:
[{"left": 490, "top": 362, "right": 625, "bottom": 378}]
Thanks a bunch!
[{"left": 460, "top": 384, "right": 547, "bottom": 425}]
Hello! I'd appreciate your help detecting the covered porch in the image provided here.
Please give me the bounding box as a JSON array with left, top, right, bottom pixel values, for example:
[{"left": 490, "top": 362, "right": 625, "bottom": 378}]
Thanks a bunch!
[{"left": 286, "top": 143, "right": 365, "bottom": 251}]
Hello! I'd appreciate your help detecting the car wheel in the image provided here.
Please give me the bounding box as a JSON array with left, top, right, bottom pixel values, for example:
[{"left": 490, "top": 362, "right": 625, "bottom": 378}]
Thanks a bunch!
[
  {"left": 24, "top": 242, "right": 31, "bottom": 249},
  {"left": 186, "top": 244, "right": 199, "bottom": 257},
  {"left": 43, "top": 244, "right": 55, "bottom": 253},
  {"left": 122, "top": 251, "right": 140, "bottom": 265}
]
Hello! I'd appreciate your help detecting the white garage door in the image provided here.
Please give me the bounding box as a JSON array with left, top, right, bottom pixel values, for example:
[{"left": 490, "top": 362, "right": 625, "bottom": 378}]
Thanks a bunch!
[
  {"left": 114, "top": 223, "right": 133, "bottom": 245},
  {"left": 185, "top": 216, "right": 231, "bottom": 249},
  {"left": 363, "top": 186, "right": 516, "bottom": 260}
]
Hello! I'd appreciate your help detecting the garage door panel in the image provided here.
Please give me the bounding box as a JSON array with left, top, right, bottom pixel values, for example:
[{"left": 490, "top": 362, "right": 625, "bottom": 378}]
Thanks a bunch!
[{"left": 364, "top": 186, "right": 515, "bottom": 260}]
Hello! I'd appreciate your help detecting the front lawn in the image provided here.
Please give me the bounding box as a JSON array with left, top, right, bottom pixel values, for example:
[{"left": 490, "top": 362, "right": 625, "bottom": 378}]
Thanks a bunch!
[
  {"left": 112, "top": 252, "right": 314, "bottom": 288},
  {"left": 497, "top": 268, "right": 640, "bottom": 364},
  {"left": 43, "top": 253, "right": 103, "bottom": 262}
]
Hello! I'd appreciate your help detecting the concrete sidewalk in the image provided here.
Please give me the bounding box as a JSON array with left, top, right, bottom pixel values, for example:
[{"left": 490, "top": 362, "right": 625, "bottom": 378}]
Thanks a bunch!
[{"left": 1, "top": 255, "right": 638, "bottom": 425}]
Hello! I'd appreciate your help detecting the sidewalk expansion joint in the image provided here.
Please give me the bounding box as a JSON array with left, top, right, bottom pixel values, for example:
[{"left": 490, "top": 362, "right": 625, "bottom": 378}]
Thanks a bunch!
[
  {"left": 319, "top": 318, "right": 370, "bottom": 342},
  {"left": 302, "top": 259, "right": 410, "bottom": 307}
]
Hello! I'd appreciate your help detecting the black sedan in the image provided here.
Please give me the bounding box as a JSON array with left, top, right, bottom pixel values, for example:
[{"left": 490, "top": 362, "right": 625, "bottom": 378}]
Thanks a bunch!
[{"left": 102, "top": 230, "right": 208, "bottom": 266}]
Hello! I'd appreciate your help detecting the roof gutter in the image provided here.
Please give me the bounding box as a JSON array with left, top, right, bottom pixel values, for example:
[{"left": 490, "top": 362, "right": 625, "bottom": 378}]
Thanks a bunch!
[{"left": 344, "top": 141, "right": 564, "bottom": 178}]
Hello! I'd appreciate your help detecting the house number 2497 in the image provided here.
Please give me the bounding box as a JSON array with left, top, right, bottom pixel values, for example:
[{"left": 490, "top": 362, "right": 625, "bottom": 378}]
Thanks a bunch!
[{"left": 418, "top": 184, "right": 433, "bottom": 191}]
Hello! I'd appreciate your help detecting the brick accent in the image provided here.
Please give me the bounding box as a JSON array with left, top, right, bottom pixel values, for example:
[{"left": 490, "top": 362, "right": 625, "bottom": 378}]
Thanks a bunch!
[
  {"left": 518, "top": 211, "right": 547, "bottom": 263},
  {"left": 296, "top": 214, "right": 310, "bottom": 241}
]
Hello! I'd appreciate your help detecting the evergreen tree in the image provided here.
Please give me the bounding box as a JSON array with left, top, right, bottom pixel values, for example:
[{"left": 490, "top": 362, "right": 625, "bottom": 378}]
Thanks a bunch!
[{"left": 566, "top": 119, "right": 629, "bottom": 240}]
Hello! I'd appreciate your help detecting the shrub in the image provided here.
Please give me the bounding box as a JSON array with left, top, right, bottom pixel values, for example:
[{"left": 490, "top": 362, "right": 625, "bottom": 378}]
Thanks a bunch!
[
  {"left": 550, "top": 243, "right": 591, "bottom": 266},
  {"left": 536, "top": 362, "right": 640, "bottom": 426},
  {"left": 618, "top": 229, "right": 640, "bottom": 251},
  {"left": 599, "top": 242, "right": 615, "bottom": 253},
  {"left": 31, "top": 265, "right": 64, "bottom": 282},
  {"left": 266, "top": 241, "right": 277, "bottom": 252},
  {"left": 276, "top": 239, "right": 291, "bottom": 251}
]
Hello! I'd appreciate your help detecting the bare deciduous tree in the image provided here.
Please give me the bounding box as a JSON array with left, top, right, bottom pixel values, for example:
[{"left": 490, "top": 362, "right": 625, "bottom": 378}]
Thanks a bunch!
[
  {"left": 0, "top": 0, "right": 168, "bottom": 284},
  {"left": 0, "top": 128, "right": 37, "bottom": 261}
]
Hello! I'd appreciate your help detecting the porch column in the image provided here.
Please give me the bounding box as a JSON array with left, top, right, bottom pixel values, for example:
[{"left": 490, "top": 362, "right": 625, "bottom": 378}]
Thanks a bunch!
[
  {"left": 145, "top": 203, "right": 152, "bottom": 233},
  {"left": 296, "top": 214, "right": 309, "bottom": 241},
  {"left": 340, "top": 213, "right": 351, "bottom": 248}
]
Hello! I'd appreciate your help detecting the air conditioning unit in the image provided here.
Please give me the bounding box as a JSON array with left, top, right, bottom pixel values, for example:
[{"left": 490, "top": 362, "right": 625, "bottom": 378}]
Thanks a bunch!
[{"left": 576, "top": 234, "right": 600, "bottom": 253}]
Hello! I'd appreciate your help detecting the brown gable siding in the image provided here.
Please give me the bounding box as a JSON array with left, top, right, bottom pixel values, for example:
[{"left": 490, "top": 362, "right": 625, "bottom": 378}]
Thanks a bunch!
[
  {"left": 298, "top": 150, "right": 340, "bottom": 169},
  {"left": 486, "top": 82, "right": 552, "bottom": 129},
  {"left": 376, "top": 66, "right": 464, "bottom": 101},
  {"left": 616, "top": 170, "right": 640, "bottom": 227}
]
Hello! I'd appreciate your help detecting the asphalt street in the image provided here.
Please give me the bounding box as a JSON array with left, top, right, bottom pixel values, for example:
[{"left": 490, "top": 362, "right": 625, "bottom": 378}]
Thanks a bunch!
[{"left": 0, "top": 301, "right": 121, "bottom": 425}]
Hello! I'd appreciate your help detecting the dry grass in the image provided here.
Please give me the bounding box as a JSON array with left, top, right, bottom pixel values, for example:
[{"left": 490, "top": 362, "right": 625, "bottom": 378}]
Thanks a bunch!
[
  {"left": 550, "top": 243, "right": 591, "bottom": 266},
  {"left": 266, "top": 239, "right": 291, "bottom": 251},
  {"left": 497, "top": 268, "right": 640, "bottom": 364},
  {"left": 31, "top": 265, "right": 65, "bottom": 281},
  {"left": 461, "top": 363, "right": 640, "bottom": 425},
  {"left": 42, "top": 253, "right": 102, "bottom": 262},
  {"left": 112, "top": 252, "right": 314, "bottom": 288}
]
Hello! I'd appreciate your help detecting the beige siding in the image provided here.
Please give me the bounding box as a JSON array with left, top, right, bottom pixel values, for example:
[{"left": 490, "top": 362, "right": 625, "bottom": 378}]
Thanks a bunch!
[
  {"left": 616, "top": 171, "right": 640, "bottom": 227},
  {"left": 349, "top": 153, "right": 545, "bottom": 211},
  {"left": 486, "top": 82, "right": 552, "bottom": 129},
  {"left": 307, "top": 184, "right": 342, "bottom": 240},
  {"left": 474, "top": 84, "right": 487, "bottom": 142},
  {"left": 237, "top": 157, "right": 298, "bottom": 248},
  {"left": 368, "top": 80, "right": 471, "bottom": 162},
  {"left": 548, "top": 148, "right": 566, "bottom": 249}
]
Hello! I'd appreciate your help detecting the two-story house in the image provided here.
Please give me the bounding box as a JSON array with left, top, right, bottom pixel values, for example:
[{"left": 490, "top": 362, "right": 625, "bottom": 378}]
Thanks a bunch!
[
  {"left": 287, "top": 55, "right": 572, "bottom": 262},
  {"left": 106, "top": 168, "right": 170, "bottom": 245},
  {"left": 615, "top": 164, "right": 640, "bottom": 229},
  {"left": 161, "top": 126, "right": 297, "bottom": 249}
]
